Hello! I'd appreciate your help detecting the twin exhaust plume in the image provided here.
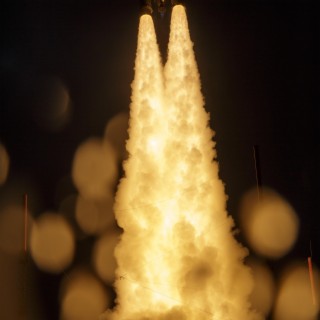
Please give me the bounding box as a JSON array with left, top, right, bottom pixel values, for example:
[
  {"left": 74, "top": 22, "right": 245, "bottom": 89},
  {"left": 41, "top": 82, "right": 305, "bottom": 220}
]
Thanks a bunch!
[{"left": 101, "top": 5, "right": 262, "bottom": 320}]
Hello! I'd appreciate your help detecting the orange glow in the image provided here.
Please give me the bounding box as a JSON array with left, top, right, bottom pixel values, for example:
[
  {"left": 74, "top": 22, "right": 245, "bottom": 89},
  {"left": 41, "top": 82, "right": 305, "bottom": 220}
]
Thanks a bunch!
[
  {"left": 248, "top": 259, "right": 275, "bottom": 316},
  {"left": 24, "top": 194, "right": 28, "bottom": 254},
  {"left": 0, "top": 143, "right": 10, "bottom": 186},
  {"left": 308, "top": 257, "right": 317, "bottom": 306}
]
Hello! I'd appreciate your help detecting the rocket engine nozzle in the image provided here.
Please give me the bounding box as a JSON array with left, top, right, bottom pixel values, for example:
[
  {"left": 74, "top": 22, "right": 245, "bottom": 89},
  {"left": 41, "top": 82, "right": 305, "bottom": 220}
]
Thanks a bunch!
[
  {"left": 171, "top": 0, "right": 185, "bottom": 7},
  {"left": 140, "top": 0, "right": 153, "bottom": 15}
]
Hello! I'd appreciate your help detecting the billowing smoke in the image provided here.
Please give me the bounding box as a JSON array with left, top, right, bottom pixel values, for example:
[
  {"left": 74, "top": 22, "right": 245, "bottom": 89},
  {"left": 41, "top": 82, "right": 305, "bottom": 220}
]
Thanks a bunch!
[{"left": 101, "top": 5, "right": 261, "bottom": 320}]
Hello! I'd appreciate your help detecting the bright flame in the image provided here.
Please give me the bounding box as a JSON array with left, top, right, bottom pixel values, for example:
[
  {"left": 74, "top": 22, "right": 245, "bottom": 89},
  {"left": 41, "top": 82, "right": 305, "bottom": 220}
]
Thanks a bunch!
[{"left": 102, "top": 6, "right": 261, "bottom": 320}]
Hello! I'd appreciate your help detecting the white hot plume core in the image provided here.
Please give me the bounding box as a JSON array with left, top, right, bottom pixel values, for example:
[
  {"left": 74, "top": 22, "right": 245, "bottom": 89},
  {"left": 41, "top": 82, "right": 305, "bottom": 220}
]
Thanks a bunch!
[{"left": 102, "top": 5, "right": 262, "bottom": 320}]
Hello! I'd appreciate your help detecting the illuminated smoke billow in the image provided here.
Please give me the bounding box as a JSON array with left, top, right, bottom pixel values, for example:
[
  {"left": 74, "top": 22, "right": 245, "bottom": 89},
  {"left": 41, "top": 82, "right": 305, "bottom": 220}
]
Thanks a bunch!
[{"left": 102, "top": 5, "right": 261, "bottom": 320}]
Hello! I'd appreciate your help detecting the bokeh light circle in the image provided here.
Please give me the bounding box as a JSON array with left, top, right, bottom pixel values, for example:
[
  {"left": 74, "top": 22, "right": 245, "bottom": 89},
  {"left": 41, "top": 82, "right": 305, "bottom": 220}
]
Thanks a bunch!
[
  {"left": 104, "top": 112, "right": 129, "bottom": 162},
  {"left": 248, "top": 259, "right": 275, "bottom": 316},
  {"left": 93, "top": 231, "right": 119, "bottom": 284},
  {"left": 72, "top": 138, "right": 118, "bottom": 200},
  {"left": 240, "top": 188, "right": 299, "bottom": 259},
  {"left": 75, "top": 193, "right": 115, "bottom": 235},
  {"left": 30, "top": 212, "right": 75, "bottom": 273},
  {"left": 31, "top": 76, "right": 72, "bottom": 132},
  {"left": 60, "top": 269, "right": 110, "bottom": 320},
  {"left": 274, "top": 263, "right": 319, "bottom": 320}
]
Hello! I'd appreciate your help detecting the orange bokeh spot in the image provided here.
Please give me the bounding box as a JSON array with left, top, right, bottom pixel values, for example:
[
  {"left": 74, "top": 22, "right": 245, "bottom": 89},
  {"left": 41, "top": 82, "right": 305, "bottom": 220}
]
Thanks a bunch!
[
  {"left": 72, "top": 138, "right": 118, "bottom": 200},
  {"left": 75, "top": 193, "right": 115, "bottom": 235},
  {"left": 240, "top": 188, "right": 299, "bottom": 259},
  {"left": 30, "top": 213, "right": 75, "bottom": 273},
  {"left": 60, "top": 269, "right": 110, "bottom": 319},
  {"left": 104, "top": 112, "right": 129, "bottom": 162},
  {"left": 93, "top": 231, "right": 119, "bottom": 284},
  {"left": 274, "top": 263, "right": 319, "bottom": 320},
  {"left": 248, "top": 259, "right": 275, "bottom": 316}
]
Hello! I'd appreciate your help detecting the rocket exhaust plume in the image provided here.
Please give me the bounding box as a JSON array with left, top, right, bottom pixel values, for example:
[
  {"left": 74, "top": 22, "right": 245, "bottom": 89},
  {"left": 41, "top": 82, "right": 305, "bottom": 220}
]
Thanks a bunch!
[{"left": 102, "top": 6, "right": 261, "bottom": 320}]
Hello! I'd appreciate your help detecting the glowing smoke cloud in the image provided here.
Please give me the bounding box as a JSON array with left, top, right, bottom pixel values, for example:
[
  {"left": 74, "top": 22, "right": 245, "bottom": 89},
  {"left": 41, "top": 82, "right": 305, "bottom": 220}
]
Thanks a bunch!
[{"left": 102, "top": 5, "right": 262, "bottom": 320}]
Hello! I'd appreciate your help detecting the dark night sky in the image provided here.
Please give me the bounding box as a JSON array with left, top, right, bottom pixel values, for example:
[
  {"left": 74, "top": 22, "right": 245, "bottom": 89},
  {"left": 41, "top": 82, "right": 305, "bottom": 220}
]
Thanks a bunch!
[{"left": 0, "top": 0, "right": 319, "bottom": 318}]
